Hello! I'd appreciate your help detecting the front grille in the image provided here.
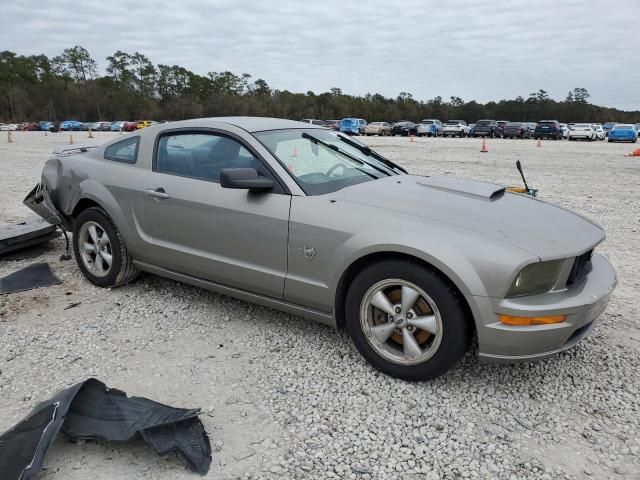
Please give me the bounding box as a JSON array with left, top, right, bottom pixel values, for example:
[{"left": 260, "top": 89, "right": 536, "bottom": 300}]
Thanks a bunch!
[{"left": 567, "top": 250, "right": 593, "bottom": 286}]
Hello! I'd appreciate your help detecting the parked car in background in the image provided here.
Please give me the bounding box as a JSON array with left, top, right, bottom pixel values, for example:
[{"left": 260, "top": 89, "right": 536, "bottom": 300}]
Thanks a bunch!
[
  {"left": 24, "top": 116, "right": 617, "bottom": 381},
  {"left": 122, "top": 121, "right": 138, "bottom": 132},
  {"left": 110, "top": 121, "right": 126, "bottom": 131},
  {"left": 441, "top": 120, "right": 470, "bottom": 138},
  {"left": 468, "top": 124, "right": 476, "bottom": 136},
  {"left": 390, "top": 121, "right": 418, "bottom": 136},
  {"left": 1, "top": 123, "right": 20, "bottom": 131},
  {"left": 607, "top": 124, "right": 638, "bottom": 143},
  {"left": 89, "top": 122, "right": 112, "bottom": 131},
  {"left": 60, "top": 120, "right": 86, "bottom": 131},
  {"left": 364, "top": 122, "right": 391, "bottom": 136},
  {"left": 502, "top": 122, "right": 531, "bottom": 139},
  {"left": 603, "top": 122, "right": 617, "bottom": 136},
  {"left": 568, "top": 124, "right": 596, "bottom": 141},
  {"left": 323, "top": 120, "right": 340, "bottom": 130},
  {"left": 136, "top": 120, "right": 156, "bottom": 129},
  {"left": 472, "top": 119, "right": 502, "bottom": 138},
  {"left": 301, "top": 119, "right": 325, "bottom": 126},
  {"left": 533, "top": 120, "right": 562, "bottom": 140},
  {"left": 21, "top": 122, "right": 41, "bottom": 131},
  {"left": 557, "top": 123, "right": 569, "bottom": 139},
  {"left": 496, "top": 121, "right": 509, "bottom": 135},
  {"left": 592, "top": 124, "right": 605, "bottom": 140},
  {"left": 417, "top": 119, "right": 443, "bottom": 137},
  {"left": 340, "top": 118, "right": 367, "bottom": 135}
]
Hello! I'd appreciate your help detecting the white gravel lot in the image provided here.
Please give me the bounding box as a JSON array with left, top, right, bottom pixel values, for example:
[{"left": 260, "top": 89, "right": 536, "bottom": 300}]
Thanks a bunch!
[{"left": 0, "top": 131, "right": 639, "bottom": 480}]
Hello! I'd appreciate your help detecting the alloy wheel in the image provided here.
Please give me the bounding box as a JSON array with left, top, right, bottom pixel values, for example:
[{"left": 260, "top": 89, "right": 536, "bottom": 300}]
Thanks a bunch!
[
  {"left": 360, "top": 279, "right": 443, "bottom": 366},
  {"left": 78, "top": 221, "right": 113, "bottom": 277}
]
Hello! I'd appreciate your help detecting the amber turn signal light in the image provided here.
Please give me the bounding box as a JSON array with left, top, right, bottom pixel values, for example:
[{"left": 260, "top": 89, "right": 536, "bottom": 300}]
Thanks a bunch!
[{"left": 499, "top": 314, "right": 566, "bottom": 326}]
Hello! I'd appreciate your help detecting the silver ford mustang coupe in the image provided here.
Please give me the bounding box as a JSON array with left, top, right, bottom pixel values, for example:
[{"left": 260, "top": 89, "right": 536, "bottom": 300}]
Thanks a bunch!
[{"left": 25, "top": 117, "right": 617, "bottom": 380}]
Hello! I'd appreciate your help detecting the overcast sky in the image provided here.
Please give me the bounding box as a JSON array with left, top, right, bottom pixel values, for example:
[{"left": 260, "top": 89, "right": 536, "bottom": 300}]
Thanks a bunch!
[{"left": 2, "top": 0, "right": 639, "bottom": 110}]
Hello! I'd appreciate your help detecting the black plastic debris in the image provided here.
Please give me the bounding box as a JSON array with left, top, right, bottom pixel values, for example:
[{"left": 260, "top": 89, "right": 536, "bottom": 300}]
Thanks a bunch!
[
  {"left": 0, "top": 263, "right": 62, "bottom": 295},
  {"left": 0, "top": 217, "right": 60, "bottom": 257},
  {"left": 0, "top": 378, "right": 212, "bottom": 479}
]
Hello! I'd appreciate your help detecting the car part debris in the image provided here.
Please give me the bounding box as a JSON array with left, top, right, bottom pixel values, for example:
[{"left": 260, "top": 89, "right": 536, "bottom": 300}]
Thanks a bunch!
[
  {"left": 0, "top": 378, "right": 212, "bottom": 479},
  {"left": 0, "top": 217, "right": 60, "bottom": 256},
  {"left": 0, "top": 263, "right": 62, "bottom": 295}
]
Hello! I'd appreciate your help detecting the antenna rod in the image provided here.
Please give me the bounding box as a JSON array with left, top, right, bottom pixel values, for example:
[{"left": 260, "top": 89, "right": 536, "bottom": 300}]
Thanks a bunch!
[{"left": 516, "top": 160, "right": 529, "bottom": 191}]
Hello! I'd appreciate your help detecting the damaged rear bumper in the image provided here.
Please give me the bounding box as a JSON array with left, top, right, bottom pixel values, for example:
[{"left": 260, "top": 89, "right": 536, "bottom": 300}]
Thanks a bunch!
[{"left": 23, "top": 183, "right": 71, "bottom": 231}]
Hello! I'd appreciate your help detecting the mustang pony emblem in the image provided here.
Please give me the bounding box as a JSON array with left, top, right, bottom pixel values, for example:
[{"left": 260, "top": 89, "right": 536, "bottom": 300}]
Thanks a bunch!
[{"left": 303, "top": 246, "right": 316, "bottom": 261}]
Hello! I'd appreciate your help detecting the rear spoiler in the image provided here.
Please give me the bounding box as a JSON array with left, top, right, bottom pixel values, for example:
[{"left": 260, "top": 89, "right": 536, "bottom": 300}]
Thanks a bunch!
[{"left": 52, "top": 143, "right": 99, "bottom": 156}]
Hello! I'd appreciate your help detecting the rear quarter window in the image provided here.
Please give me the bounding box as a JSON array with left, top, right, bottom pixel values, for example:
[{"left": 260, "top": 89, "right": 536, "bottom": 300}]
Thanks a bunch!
[{"left": 104, "top": 136, "right": 140, "bottom": 164}]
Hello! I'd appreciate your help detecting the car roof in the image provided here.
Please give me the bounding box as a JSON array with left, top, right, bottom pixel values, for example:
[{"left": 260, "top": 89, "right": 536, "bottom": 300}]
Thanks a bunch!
[{"left": 150, "top": 116, "right": 325, "bottom": 133}]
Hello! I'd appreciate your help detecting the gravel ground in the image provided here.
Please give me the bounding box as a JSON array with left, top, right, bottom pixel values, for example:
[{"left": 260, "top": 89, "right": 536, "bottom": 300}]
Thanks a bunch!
[{"left": 1, "top": 131, "right": 639, "bottom": 480}]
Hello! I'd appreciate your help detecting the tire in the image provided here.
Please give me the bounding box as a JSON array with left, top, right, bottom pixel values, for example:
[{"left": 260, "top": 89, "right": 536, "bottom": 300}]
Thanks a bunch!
[
  {"left": 458, "top": 131, "right": 464, "bottom": 138},
  {"left": 345, "top": 260, "right": 472, "bottom": 381},
  {"left": 73, "top": 207, "right": 138, "bottom": 288}
]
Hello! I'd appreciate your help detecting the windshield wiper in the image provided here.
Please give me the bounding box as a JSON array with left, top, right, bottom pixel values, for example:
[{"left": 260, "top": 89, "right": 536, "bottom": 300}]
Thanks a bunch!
[
  {"left": 301, "top": 132, "right": 379, "bottom": 179},
  {"left": 336, "top": 134, "right": 408, "bottom": 174}
]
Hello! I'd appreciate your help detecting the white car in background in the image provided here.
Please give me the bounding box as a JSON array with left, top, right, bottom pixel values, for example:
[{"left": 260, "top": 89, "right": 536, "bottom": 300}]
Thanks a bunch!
[
  {"left": 559, "top": 123, "right": 569, "bottom": 139},
  {"left": 441, "top": 120, "right": 470, "bottom": 138},
  {"left": 568, "top": 123, "right": 596, "bottom": 141},
  {"left": 0, "top": 123, "right": 19, "bottom": 131},
  {"left": 592, "top": 124, "right": 606, "bottom": 140}
]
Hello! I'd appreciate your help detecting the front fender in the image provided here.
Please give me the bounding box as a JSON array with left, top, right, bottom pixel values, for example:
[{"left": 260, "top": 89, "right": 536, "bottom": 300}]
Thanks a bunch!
[{"left": 327, "top": 222, "right": 534, "bottom": 300}]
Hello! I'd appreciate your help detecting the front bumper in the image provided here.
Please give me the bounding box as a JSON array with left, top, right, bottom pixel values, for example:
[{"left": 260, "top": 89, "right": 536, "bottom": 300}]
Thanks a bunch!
[{"left": 468, "top": 253, "right": 616, "bottom": 363}]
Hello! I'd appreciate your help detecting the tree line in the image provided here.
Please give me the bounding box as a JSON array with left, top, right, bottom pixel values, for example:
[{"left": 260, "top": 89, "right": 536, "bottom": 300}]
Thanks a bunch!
[{"left": 1, "top": 46, "right": 639, "bottom": 124}]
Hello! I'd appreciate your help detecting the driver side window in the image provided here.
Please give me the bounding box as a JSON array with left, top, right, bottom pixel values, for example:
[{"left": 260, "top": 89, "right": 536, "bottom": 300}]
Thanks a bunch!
[{"left": 155, "top": 133, "right": 259, "bottom": 183}]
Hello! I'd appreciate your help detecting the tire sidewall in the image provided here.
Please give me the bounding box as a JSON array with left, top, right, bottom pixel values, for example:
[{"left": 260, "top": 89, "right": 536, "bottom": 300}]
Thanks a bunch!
[
  {"left": 72, "top": 208, "right": 124, "bottom": 288},
  {"left": 345, "top": 261, "right": 471, "bottom": 381}
]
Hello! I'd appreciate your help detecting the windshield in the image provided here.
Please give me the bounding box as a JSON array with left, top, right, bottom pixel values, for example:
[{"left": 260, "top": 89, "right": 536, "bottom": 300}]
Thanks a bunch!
[
  {"left": 476, "top": 120, "right": 491, "bottom": 126},
  {"left": 254, "top": 129, "right": 397, "bottom": 195},
  {"left": 613, "top": 125, "right": 632, "bottom": 130},
  {"left": 421, "top": 120, "right": 434, "bottom": 124}
]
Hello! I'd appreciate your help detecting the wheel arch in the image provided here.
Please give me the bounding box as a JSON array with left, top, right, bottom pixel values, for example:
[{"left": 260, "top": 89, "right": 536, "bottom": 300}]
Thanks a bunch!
[{"left": 334, "top": 251, "right": 476, "bottom": 333}]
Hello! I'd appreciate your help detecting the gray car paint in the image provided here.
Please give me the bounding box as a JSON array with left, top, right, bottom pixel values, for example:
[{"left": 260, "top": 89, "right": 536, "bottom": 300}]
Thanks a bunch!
[{"left": 25, "top": 117, "right": 617, "bottom": 362}]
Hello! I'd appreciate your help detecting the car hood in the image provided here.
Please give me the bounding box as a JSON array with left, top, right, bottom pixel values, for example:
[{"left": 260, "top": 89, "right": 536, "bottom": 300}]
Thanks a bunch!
[{"left": 330, "top": 175, "right": 604, "bottom": 259}]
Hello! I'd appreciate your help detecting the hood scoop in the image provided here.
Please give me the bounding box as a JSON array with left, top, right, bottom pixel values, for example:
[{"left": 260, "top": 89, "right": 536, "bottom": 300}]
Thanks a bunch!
[{"left": 417, "top": 176, "right": 505, "bottom": 200}]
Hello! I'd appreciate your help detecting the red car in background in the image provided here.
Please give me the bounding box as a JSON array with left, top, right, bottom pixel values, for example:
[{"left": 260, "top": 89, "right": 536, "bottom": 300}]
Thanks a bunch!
[{"left": 122, "top": 121, "right": 138, "bottom": 132}]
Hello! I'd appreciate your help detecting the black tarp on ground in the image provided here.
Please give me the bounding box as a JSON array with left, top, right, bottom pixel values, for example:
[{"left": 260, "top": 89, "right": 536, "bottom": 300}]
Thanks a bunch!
[
  {"left": 0, "top": 263, "right": 62, "bottom": 294},
  {"left": 0, "top": 378, "right": 212, "bottom": 479}
]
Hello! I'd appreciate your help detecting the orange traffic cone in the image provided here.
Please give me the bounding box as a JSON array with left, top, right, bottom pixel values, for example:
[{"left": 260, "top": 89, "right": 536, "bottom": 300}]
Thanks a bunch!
[
  {"left": 409, "top": 134, "right": 415, "bottom": 142},
  {"left": 536, "top": 138, "right": 542, "bottom": 147},
  {"left": 480, "top": 138, "right": 488, "bottom": 153},
  {"left": 7, "top": 130, "right": 13, "bottom": 143},
  {"left": 69, "top": 133, "right": 74, "bottom": 145},
  {"left": 88, "top": 127, "right": 93, "bottom": 138},
  {"left": 624, "top": 148, "right": 640, "bottom": 157}
]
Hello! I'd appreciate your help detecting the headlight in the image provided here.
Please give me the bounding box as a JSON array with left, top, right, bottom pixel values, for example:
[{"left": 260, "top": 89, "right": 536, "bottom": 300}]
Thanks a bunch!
[{"left": 506, "top": 259, "right": 564, "bottom": 297}]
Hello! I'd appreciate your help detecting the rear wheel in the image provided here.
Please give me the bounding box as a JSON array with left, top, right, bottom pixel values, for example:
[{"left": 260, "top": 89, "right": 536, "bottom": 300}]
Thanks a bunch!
[
  {"left": 73, "top": 207, "right": 138, "bottom": 288},
  {"left": 346, "top": 260, "right": 472, "bottom": 381}
]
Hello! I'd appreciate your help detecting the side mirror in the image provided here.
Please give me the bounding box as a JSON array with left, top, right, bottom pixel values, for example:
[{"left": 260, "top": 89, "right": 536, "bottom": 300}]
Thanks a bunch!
[{"left": 220, "top": 168, "right": 274, "bottom": 192}]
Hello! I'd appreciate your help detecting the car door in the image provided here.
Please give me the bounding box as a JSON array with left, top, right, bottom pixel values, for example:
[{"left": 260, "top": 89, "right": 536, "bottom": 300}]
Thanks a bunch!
[{"left": 139, "top": 130, "right": 291, "bottom": 299}]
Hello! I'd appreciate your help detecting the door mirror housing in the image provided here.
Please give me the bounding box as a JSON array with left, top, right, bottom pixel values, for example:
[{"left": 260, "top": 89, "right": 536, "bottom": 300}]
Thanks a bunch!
[{"left": 220, "top": 168, "right": 274, "bottom": 192}]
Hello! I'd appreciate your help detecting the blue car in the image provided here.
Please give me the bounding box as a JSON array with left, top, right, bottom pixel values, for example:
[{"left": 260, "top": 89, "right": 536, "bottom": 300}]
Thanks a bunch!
[
  {"left": 110, "top": 121, "right": 126, "bottom": 131},
  {"left": 60, "top": 120, "right": 86, "bottom": 131},
  {"left": 607, "top": 124, "right": 638, "bottom": 143},
  {"left": 340, "top": 118, "right": 367, "bottom": 135}
]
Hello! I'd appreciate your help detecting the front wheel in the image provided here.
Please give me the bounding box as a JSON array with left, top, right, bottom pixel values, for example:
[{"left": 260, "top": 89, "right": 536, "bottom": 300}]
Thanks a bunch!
[
  {"left": 345, "top": 260, "right": 472, "bottom": 381},
  {"left": 73, "top": 207, "right": 138, "bottom": 288}
]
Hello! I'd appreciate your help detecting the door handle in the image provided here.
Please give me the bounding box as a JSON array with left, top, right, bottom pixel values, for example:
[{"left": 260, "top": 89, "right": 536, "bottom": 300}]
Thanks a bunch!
[{"left": 145, "top": 188, "right": 171, "bottom": 199}]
